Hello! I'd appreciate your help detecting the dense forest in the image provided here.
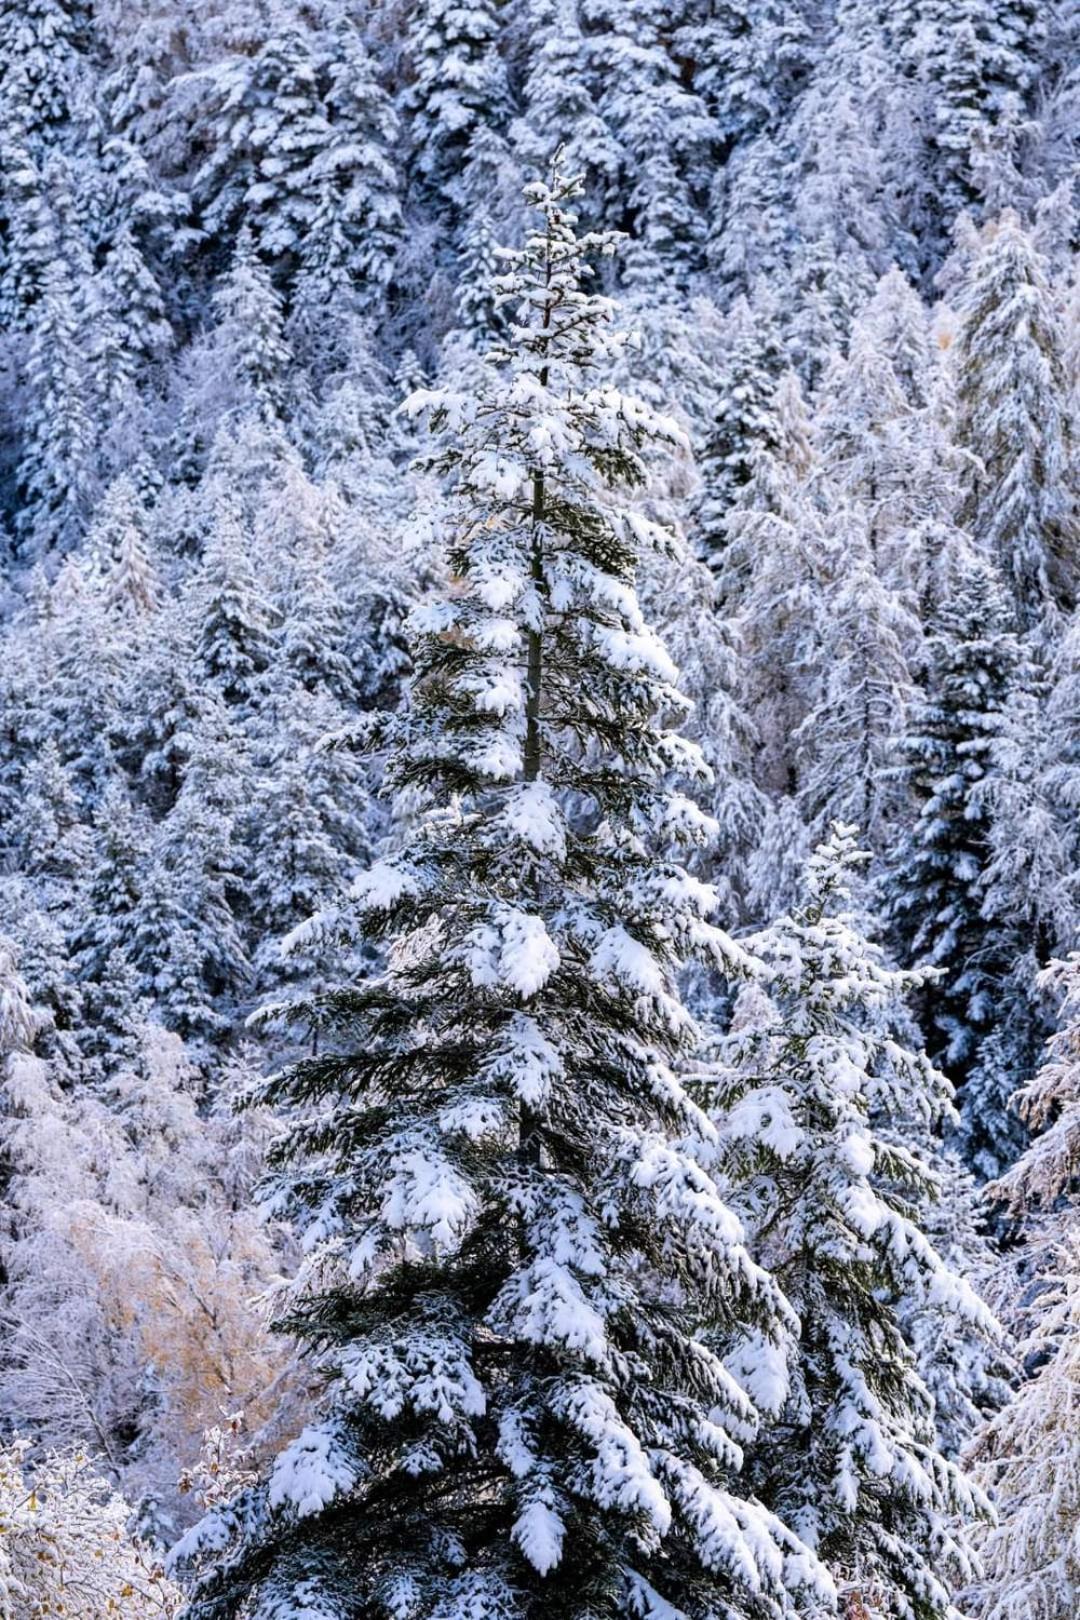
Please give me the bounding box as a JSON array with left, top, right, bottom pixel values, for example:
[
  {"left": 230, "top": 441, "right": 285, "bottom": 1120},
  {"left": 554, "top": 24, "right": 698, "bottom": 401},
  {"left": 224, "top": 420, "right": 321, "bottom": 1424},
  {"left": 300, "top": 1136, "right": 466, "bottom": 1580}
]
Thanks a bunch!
[{"left": 0, "top": 1, "right": 1078, "bottom": 1616}]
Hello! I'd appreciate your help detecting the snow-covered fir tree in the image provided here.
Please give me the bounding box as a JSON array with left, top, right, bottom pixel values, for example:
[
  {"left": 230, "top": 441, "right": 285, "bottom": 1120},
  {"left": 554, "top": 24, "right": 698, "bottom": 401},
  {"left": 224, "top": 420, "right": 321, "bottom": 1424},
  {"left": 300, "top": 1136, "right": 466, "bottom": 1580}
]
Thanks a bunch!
[
  {"left": 887, "top": 554, "right": 1026, "bottom": 1178},
  {"left": 953, "top": 210, "right": 1076, "bottom": 633},
  {"left": 402, "top": 0, "right": 510, "bottom": 216},
  {"left": 14, "top": 256, "right": 93, "bottom": 556},
  {"left": 706, "top": 824, "right": 995, "bottom": 1619},
  {"left": 174, "top": 163, "right": 833, "bottom": 1620},
  {"left": 695, "top": 293, "right": 784, "bottom": 571},
  {"left": 187, "top": 490, "right": 278, "bottom": 711},
  {"left": 87, "top": 472, "right": 158, "bottom": 617},
  {"left": 794, "top": 499, "right": 917, "bottom": 850},
  {"left": 720, "top": 432, "right": 827, "bottom": 800},
  {"left": 88, "top": 222, "right": 171, "bottom": 415},
  {"left": 0, "top": 0, "right": 1077, "bottom": 1605},
  {"left": 968, "top": 952, "right": 1080, "bottom": 1620}
]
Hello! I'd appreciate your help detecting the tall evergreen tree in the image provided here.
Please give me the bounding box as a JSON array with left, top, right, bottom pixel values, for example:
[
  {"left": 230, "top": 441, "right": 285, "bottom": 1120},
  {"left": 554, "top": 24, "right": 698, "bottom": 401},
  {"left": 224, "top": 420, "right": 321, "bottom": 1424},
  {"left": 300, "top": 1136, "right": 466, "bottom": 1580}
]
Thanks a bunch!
[
  {"left": 794, "top": 500, "right": 917, "bottom": 850},
  {"left": 646, "top": 546, "right": 767, "bottom": 922},
  {"left": 953, "top": 210, "right": 1076, "bottom": 632},
  {"left": 887, "top": 554, "right": 1025, "bottom": 1176},
  {"left": 708, "top": 824, "right": 994, "bottom": 1618},
  {"left": 127, "top": 709, "right": 251, "bottom": 1041},
  {"left": 87, "top": 222, "right": 171, "bottom": 413},
  {"left": 720, "top": 439, "right": 827, "bottom": 799},
  {"left": 296, "top": 20, "right": 402, "bottom": 309},
  {"left": 210, "top": 232, "right": 292, "bottom": 426},
  {"left": 0, "top": 0, "right": 97, "bottom": 155},
  {"left": 970, "top": 952, "right": 1080, "bottom": 1620},
  {"left": 187, "top": 491, "right": 278, "bottom": 710},
  {"left": 911, "top": 0, "right": 1046, "bottom": 239},
  {"left": 174, "top": 163, "right": 831, "bottom": 1620},
  {"left": 858, "top": 265, "right": 935, "bottom": 409},
  {"left": 511, "top": 0, "right": 617, "bottom": 208},
  {"left": 15, "top": 256, "right": 93, "bottom": 555},
  {"left": 0, "top": 136, "right": 60, "bottom": 328},
  {"left": 8, "top": 736, "right": 89, "bottom": 892},
  {"left": 401, "top": 0, "right": 510, "bottom": 215},
  {"left": 87, "top": 472, "right": 158, "bottom": 618},
  {"left": 249, "top": 686, "right": 371, "bottom": 995},
  {"left": 71, "top": 780, "right": 150, "bottom": 986},
  {"left": 584, "top": 0, "right": 716, "bottom": 286},
  {"left": 695, "top": 293, "right": 785, "bottom": 570},
  {"left": 190, "top": 12, "right": 402, "bottom": 300}
]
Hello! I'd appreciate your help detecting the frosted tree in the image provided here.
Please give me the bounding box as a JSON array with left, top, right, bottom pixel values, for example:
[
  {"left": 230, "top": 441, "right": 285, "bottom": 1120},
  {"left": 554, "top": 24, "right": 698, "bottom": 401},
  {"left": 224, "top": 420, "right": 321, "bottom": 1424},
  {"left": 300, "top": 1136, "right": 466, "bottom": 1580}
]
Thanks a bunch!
[
  {"left": 991, "top": 953, "right": 1080, "bottom": 1219},
  {"left": 745, "top": 797, "right": 811, "bottom": 929},
  {"left": 0, "top": 1442, "right": 181, "bottom": 1619},
  {"left": 708, "top": 825, "right": 994, "bottom": 1619},
  {"left": 187, "top": 492, "right": 278, "bottom": 710},
  {"left": 249, "top": 686, "right": 372, "bottom": 994},
  {"left": 174, "top": 163, "right": 831, "bottom": 1620},
  {"left": 911, "top": 0, "right": 1046, "bottom": 240},
  {"left": 0, "top": 1009, "right": 296, "bottom": 1520},
  {"left": 87, "top": 473, "right": 158, "bottom": 617},
  {"left": 645, "top": 546, "right": 767, "bottom": 920},
  {"left": 71, "top": 780, "right": 150, "bottom": 987},
  {"left": 968, "top": 954, "right": 1080, "bottom": 1620},
  {"left": 813, "top": 331, "right": 910, "bottom": 515},
  {"left": 511, "top": 0, "right": 617, "bottom": 204},
  {"left": 709, "top": 130, "right": 792, "bottom": 298},
  {"left": 953, "top": 211, "right": 1076, "bottom": 632},
  {"left": 674, "top": 0, "right": 814, "bottom": 154},
  {"left": 0, "top": 135, "right": 60, "bottom": 328},
  {"left": 401, "top": 0, "right": 510, "bottom": 213},
  {"left": 584, "top": 0, "right": 716, "bottom": 285},
  {"left": 7, "top": 736, "right": 89, "bottom": 892},
  {"left": 40, "top": 554, "right": 129, "bottom": 801},
  {"left": 857, "top": 265, "right": 935, "bottom": 409},
  {"left": 969, "top": 1228, "right": 1080, "bottom": 1620},
  {"left": 0, "top": 0, "right": 97, "bottom": 153},
  {"left": 887, "top": 555, "right": 1024, "bottom": 1177},
  {"left": 814, "top": 290, "right": 976, "bottom": 636},
  {"left": 127, "top": 704, "right": 251, "bottom": 1040},
  {"left": 696, "top": 293, "right": 784, "bottom": 570},
  {"left": 271, "top": 498, "right": 357, "bottom": 705},
  {"left": 123, "top": 604, "right": 224, "bottom": 814},
  {"left": 296, "top": 20, "right": 402, "bottom": 308},
  {"left": 783, "top": 77, "right": 888, "bottom": 385},
  {"left": 453, "top": 212, "right": 507, "bottom": 347},
  {"left": 961, "top": 640, "right": 1080, "bottom": 1178},
  {"left": 900, "top": 1148, "right": 1014, "bottom": 1459},
  {"left": 927, "top": 15, "right": 998, "bottom": 227},
  {"left": 0, "top": 621, "right": 54, "bottom": 857},
  {"left": 811, "top": 309, "right": 950, "bottom": 617},
  {"left": 209, "top": 232, "right": 291, "bottom": 426},
  {"left": 722, "top": 442, "right": 828, "bottom": 798},
  {"left": 1039, "top": 610, "right": 1080, "bottom": 913},
  {"left": 88, "top": 222, "right": 171, "bottom": 413},
  {"left": 15, "top": 255, "right": 93, "bottom": 556},
  {"left": 0, "top": 881, "right": 84, "bottom": 1046},
  {"left": 771, "top": 369, "right": 814, "bottom": 483},
  {"left": 188, "top": 17, "right": 317, "bottom": 260},
  {"left": 190, "top": 14, "right": 401, "bottom": 298},
  {"left": 0, "top": 939, "right": 37, "bottom": 1062},
  {"left": 794, "top": 501, "right": 917, "bottom": 849}
]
